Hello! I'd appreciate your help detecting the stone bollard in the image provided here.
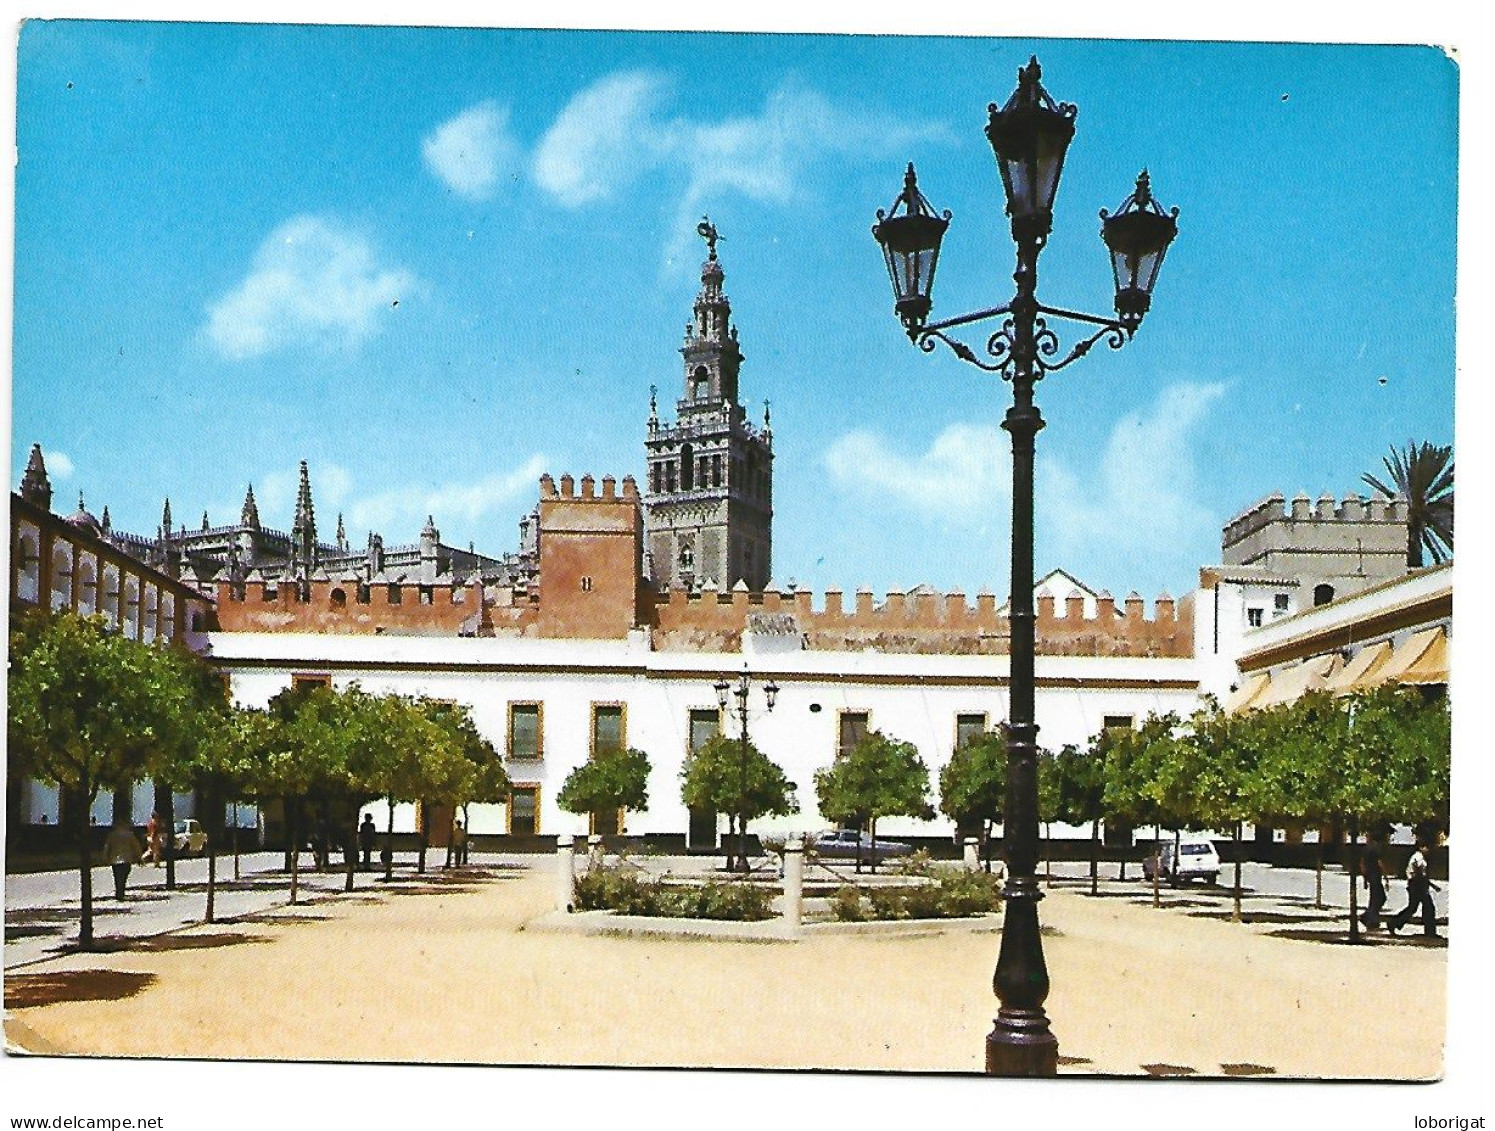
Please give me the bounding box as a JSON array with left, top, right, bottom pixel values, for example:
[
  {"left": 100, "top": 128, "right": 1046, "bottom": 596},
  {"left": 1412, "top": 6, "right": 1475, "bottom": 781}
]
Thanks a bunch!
[
  {"left": 557, "top": 835, "right": 575, "bottom": 912},
  {"left": 964, "top": 837, "right": 980, "bottom": 871},
  {"left": 782, "top": 839, "right": 804, "bottom": 933}
]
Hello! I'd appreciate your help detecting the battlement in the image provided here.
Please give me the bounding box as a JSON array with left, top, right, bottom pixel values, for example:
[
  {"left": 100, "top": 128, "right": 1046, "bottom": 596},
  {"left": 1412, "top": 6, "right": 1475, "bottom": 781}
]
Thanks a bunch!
[
  {"left": 539, "top": 472, "right": 640, "bottom": 502},
  {"left": 650, "top": 584, "right": 1193, "bottom": 657},
  {"left": 213, "top": 576, "right": 540, "bottom": 637},
  {"left": 1223, "top": 491, "right": 1409, "bottom": 550}
]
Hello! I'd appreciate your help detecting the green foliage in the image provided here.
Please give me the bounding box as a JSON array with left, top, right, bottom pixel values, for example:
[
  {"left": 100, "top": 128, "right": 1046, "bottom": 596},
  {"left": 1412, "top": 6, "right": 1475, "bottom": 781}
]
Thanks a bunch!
[
  {"left": 8, "top": 608, "right": 201, "bottom": 802},
  {"left": 557, "top": 746, "right": 651, "bottom": 817},
  {"left": 830, "top": 867, "right": 1004, "bottom": 921},
  {"left": 1363, "top": 440, "right": 1453, "bottom": 566},
  {"left": 1102, "top": 712, "right": 1183, "bottom": 830},
  {"left": 938, "top": 730, "right": 1006, "bottom": 829},
  {"left": 814, "top": 729, "right": 935, "bottom": 830},
  {"left": 1054, "top": 739, "right": 1107, "bottom": 827},
  {"left": 1037, "top": 746, "right": 1061, "bottom": 825},
  {"left": 572, "top": 866, "right": 774, "bottom": 921},
  {"left": 679, "top": 733, "right": 798, "bottom": 820}
]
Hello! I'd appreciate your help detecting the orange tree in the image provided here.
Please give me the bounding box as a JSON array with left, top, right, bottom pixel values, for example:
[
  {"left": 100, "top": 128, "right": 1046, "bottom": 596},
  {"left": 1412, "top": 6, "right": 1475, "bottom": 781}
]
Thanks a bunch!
[
  {"left": 814, "top": 730, "right": 934, "bottom": 874},
  {"left": 937, "top": 729, "right": 1006, "bottom": 873},
  {"left": 681, "top": 733, "right": 797, "bottom": 872}
]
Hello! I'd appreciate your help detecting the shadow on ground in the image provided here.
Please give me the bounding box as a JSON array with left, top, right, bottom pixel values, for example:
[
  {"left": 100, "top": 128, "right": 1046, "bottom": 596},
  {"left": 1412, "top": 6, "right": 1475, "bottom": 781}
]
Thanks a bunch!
[
  {"left": 1264, "top": 927, "right": 1445, "bottom": 947},
  {"left": 1187, "top": 909, "right": 1342, "bottom": 925},
  {"left": 5, "top": 969, "right": 157, "bottom": 1009},
  {"left": 87, "top": 931, "right": 271, "bottom": 954}
]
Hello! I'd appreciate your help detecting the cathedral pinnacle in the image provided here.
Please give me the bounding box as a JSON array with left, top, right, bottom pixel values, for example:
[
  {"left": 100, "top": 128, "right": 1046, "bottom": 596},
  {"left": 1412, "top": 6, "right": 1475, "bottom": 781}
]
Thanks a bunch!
[
  {"left": 241, "top": 484, "right": 261, "bottom": 529},
  {"left": 20, "top": 443, "right": 52, "bottom": 509},
  {"left": 161, "top": 497, "right": 173, "bottom": 538}
]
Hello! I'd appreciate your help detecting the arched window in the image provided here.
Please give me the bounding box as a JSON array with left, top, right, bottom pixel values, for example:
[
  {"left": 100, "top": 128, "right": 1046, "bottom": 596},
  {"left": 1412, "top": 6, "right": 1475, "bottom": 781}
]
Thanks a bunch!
[
  {"left": 161, "top": 593, "right": 175, "bottom": 639},
  {"left": 681, "top": 443, "right": 694, "bottom": 491},
  {"left": 651, "top": 463, "right": 662, "bottom": 493},
  {"left": 712, "top": 455, "right": 722, "bottom": 487},
  {"left": 75, "top": 556, "right": 97, "bottom": 615},
  {"left": 50, "top": 542, "right": 74, "bottom": 612},
  {"left": 1313, "top": 583, "right": 1335, "bottom": 607},
  {"left": 692, "top": 365, "right": 710, "bottom": 400},
  {"left": 123, "top": 577, "right": 141, "bottom": 637},
  {"left": 16, "top": 533, "right": 40, "bottom": 603},
  {"left": 330, "top": 587, "right": 347, "bottom": 608},
  {"left": 143, "top": 587, "right": 158, "bottom": 643},
  {"left": 101, "top": 565, "right": 120, "bottom": 623}
]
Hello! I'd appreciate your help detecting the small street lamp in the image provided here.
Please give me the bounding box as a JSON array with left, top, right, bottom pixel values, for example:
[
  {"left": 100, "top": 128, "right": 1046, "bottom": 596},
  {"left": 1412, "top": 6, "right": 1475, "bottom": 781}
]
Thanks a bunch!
[
  {"left": 715, "top": 666, "right": 779, "bottom": 873},
  {"left": 873, "top": 56, "right": 1179, "bottom": 1077}
]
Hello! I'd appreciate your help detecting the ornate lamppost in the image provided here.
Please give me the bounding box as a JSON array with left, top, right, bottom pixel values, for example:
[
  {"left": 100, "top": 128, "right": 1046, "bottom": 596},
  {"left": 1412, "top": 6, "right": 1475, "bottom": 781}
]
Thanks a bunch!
[
  {"left": 872, "top": 56, "right": 1179, "bottom": 1077},
  {"left": 715, "top": 666, "right": 779, "bottom": 872}
]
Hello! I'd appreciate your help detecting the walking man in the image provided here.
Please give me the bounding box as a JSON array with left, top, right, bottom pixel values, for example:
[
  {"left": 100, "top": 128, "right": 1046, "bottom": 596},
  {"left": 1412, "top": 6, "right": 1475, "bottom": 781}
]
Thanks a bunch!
[
  {"left": 104, "top": 817, "right": 144, "bottom": 900},
  {"left": 358, "top": 813, "right": 377, "bottom": 871},
  {"left": 1360, "top": 830, "right": 1387, "bottom": 931},
  {"left": 1388, "top": 838, "right": 1440, "bottom": 938}
]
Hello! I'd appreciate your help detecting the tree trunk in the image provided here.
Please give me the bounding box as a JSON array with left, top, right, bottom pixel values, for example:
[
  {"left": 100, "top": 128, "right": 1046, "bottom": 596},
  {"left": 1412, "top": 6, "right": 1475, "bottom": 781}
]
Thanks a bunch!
[
  {"left": 983, "top": 818, "right": 993, "bottom": 874},
  {"left": 1232, "top": 822, "right": 1243, "bottom": 923},
  {"left": 462, "top": 803, "right": 472, "bottom": 867},
  {"left": 1089, "top": 818, "right": 1100, "bottom": 897},
  {"left": 869, "top": 818, "right": 879, "bottom": 875},
  {"left": 160, "top": 782, "right": 177, "bottom": 891},
  {"left": 77, "top": 775, "right": 95, "bottom": 951},
  {"left": 1044, "top": 820, "right": 1053, "bottom": 888},
  {"left": 1348, "top": 814, "right": 1361, "bottom": 944},
  {"left": 289, "top": 797, "right": 301, "bottom": 906},
  {"left": 232, "top": 801, "right": 241, "bottom": 882},
  {"left": 1314, "top": 839, "right": 1325, "bottom": 910},
  {"left": 344, "top": 808, "right": 357, "bottom": 893},
  {"left": 417, "top": 801, "right": 428, "bottom": 874},
  {"left": 384, "top": 799, "right": 396, "bottom": 882},
  {"left": 205, "top": 779, "right": 219, "bottom": 924}
]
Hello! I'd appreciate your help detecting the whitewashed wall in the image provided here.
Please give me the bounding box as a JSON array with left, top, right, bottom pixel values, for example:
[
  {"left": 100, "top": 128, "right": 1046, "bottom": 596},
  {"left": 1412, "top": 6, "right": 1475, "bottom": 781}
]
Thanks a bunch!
[{"left": 214, "top": 632, "right": 1200, "bottom": 842}]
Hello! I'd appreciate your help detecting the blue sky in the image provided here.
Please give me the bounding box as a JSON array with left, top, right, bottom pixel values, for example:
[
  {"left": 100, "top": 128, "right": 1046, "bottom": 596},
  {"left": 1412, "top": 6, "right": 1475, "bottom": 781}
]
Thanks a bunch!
[{"left": 11, "top": 24, "right": 1457, "bottom": 600}]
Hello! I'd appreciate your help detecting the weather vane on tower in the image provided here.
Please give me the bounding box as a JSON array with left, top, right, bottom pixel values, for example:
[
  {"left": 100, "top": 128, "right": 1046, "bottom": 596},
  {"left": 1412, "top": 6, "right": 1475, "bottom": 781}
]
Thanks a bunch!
[{"left": 696, "top": 216, "right": 721, "bottom": 258}]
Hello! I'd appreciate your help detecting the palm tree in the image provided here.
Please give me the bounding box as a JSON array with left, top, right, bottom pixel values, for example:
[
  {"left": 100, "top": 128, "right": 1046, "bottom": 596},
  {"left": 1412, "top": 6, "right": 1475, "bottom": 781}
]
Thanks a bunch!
[{"left": 1362, "top": 440, "right": 1454, "bottom": 567}]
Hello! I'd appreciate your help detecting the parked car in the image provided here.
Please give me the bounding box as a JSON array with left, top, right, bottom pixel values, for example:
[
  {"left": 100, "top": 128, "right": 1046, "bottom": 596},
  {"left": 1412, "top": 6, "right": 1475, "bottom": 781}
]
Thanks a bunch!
[
  {"left": 811, "top": 829, "right": 913, "bottom": 862},
  {"left": 1142, "top": 836, "right": 1220, "bottom": 885},
  {"left": 173, "top": 818, "right": 208, "bottom": 856}
]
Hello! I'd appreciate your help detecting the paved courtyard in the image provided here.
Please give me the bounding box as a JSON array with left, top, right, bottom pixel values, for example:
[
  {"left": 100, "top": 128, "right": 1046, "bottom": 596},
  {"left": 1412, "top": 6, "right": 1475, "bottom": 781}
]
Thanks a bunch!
[{"left": 3, "top": 850, "right": 1446, "bottom": 1078}]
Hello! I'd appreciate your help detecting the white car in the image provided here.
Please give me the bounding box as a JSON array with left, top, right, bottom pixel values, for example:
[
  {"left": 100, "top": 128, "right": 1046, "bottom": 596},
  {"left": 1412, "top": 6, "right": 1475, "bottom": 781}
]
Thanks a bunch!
[
  {"left": 173, "top": 819, "right": 209, "bottom": 856},
  {"left": 1142, "top": 836, "right": 1220, "bottom": 885}
]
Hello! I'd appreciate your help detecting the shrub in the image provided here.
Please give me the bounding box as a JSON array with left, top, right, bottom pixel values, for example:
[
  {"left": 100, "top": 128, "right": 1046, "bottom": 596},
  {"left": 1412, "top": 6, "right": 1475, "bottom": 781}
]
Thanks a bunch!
[
  {"left": 830, "top": 885, "right": 867, "bottom": 921},
  {"left": 891, "top": 847, "right": 938, "bottom": 878},
  {"left": 573, "top": 865, "right": 774, "bottom": 921}
]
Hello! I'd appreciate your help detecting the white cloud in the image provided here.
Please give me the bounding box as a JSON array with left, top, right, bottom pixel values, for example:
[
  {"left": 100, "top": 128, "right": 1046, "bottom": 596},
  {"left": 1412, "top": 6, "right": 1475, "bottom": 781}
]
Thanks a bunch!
[
  {"left": 204, "top": 216, "right": 419, "bottom": 361},
  {"left": 45, "top": 450, "right": 75, "bottom": 480},
  {"left": 1043, "top": 381, "right": 1229, "bottom": 573},
  {"left": 824, "top": 423, "right": 1008, "bottom": 518},
  {"left": 346, "top": 454, "right": 549, "bottom": 535},
  {"left": 422, "top": 100, "right": 522, "bottom": 201},
  {"left": 532, "top": 71, "right": 952, "bottom": 262}
]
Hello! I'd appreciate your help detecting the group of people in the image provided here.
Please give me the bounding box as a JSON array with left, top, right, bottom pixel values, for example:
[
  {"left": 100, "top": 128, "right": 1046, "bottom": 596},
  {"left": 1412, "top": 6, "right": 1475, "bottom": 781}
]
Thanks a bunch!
[{"left": 1359, "top": 834, "right": 1442, "bottom": 938}]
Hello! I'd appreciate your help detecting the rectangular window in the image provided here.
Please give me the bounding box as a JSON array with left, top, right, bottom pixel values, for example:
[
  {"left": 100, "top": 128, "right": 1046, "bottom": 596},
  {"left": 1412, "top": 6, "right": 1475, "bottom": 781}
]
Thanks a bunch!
[
  {"left": 1246, "top": 607, "right": 1264, "bottom": 628},
  {"left": 838, "top": 710, "right": 870, "bottom": 758},
  {"left": 1102, "top": 714, "right": 1134, "bottom": 733},
  {"left": 508, "top": 703, "right": 542, "bottom": 760},
  {"left": 292, "top": 673, "right": 331, "bottom": 692},
  {"left": 387, "top": 584, "right": 403, "bottom": 605},
  {"left": 508, "top": 786, "right": 539, "bottom": 836},
  {"left": 955, "top": 713, "right": 987, "bottom": 750},
  {"left": 592, "top": 703, "right": 625, "bottom": 755},
  {"left": 1274, "top": 593, "right": 1290, "bottom": 612},
  {"left": 689, "top": 708, "right": 720, "bottom": 754}
]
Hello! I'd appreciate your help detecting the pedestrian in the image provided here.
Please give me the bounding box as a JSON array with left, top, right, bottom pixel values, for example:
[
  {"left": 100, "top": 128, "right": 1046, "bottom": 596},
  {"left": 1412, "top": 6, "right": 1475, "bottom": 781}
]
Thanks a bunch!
[
  {"left": 359, "top": 813, "right": 376, "bottom": 871},
  {"left": 1359, "top": 831, "right": 1387, "bottom": 931},
  {"left": 103, "top": 817, "right": 144, "bottom": 899},
  {"left": 450, "top": 819, "right": 468, "bottom": 868},
  {"left": 143, "top": 811, "right": 163, "bottom": 866},
  {"left": 1388, "top": 838, "right": 1440, "bottom": 938}
]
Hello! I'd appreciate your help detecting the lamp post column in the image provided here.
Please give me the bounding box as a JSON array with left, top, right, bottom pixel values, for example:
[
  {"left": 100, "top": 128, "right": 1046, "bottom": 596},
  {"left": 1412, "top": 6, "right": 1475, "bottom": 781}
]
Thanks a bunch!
[{"left": 988, "top": 236, "right": 1058, "bottom": 1077}]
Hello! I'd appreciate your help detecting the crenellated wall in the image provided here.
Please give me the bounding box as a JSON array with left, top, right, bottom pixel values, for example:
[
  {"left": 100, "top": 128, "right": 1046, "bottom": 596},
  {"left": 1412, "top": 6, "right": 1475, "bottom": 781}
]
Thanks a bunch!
[
  {"left": 650, "top": 585, "right": 1193, "bottom": 656},
  {"left": 213, "top": 577, "right": 540, "bottom": 637}
]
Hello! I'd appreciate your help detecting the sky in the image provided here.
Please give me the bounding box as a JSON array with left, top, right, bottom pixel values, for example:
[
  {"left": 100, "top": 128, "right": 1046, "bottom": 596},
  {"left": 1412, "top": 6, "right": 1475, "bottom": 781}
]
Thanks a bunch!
[{"left": 11, "top": 24, "right": 1458, "bottom": 600}]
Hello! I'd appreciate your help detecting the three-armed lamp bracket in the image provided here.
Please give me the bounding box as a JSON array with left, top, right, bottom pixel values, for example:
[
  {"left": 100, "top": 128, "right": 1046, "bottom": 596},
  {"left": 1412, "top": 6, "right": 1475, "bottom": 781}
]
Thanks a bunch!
[{"left": 872, "top": 57, "right": 1179, "bottom": 380}]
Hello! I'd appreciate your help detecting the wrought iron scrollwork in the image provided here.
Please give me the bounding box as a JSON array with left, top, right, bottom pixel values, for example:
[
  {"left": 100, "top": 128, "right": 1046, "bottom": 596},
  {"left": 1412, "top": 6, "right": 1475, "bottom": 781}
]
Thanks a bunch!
[{"left": 914, "top": 309, "right": 1131, "bottom": 379}]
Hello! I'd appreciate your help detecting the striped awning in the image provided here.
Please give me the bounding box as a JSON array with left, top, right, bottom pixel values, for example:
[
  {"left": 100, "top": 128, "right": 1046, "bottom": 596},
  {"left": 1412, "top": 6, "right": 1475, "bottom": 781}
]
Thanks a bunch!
[
  {"left": 1252, "top": 652, "right": 1345, "bottom": 709},
  {"left": 1393, "top": 627, "right": 1448, "bottom": 686},
  {"left": 1325, "top": 640, "right": 1393, "bottom": 696},
  {"left": 1224, "top": 671, "right": 1271, "bottom": 714}
]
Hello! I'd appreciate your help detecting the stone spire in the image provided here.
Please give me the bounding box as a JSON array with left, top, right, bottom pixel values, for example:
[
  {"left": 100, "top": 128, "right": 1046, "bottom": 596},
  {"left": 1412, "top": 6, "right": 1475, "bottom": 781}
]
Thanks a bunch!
[
  {"left": 241, "top": 484, "right": 261, "bottom": 530},
  {"left": 101, "top": 505, "right": 112, "bottom": 536},
  {"left": 291, "top": 460, "right": 317, "bottom": 574},
  {"left": 161, "top": 497, "right": 173, "bottom": 538},
  {"left": 202, "top": 510, "right": 211, "bottom": 531},
  {"left": 679, "top": 217, "right": 743, "bottom": 411},
  {"left": 20, "top": 444, "right": 51, "bottom": 509},
  {"left": 336, "top": 512, "right": 348, "bottom": 553}
]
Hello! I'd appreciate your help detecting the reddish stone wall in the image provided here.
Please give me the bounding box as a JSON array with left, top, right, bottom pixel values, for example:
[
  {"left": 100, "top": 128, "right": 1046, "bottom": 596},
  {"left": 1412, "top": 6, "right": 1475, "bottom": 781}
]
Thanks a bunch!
[
  {"left": 213, "top": 578, "right": 540, "bottom": 637},
  {"left": 651, "top": 587, "right": 1194, "bottom": 657},
  {"left": 535, "top": 473, "right": 645, "bottom": 640}
]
